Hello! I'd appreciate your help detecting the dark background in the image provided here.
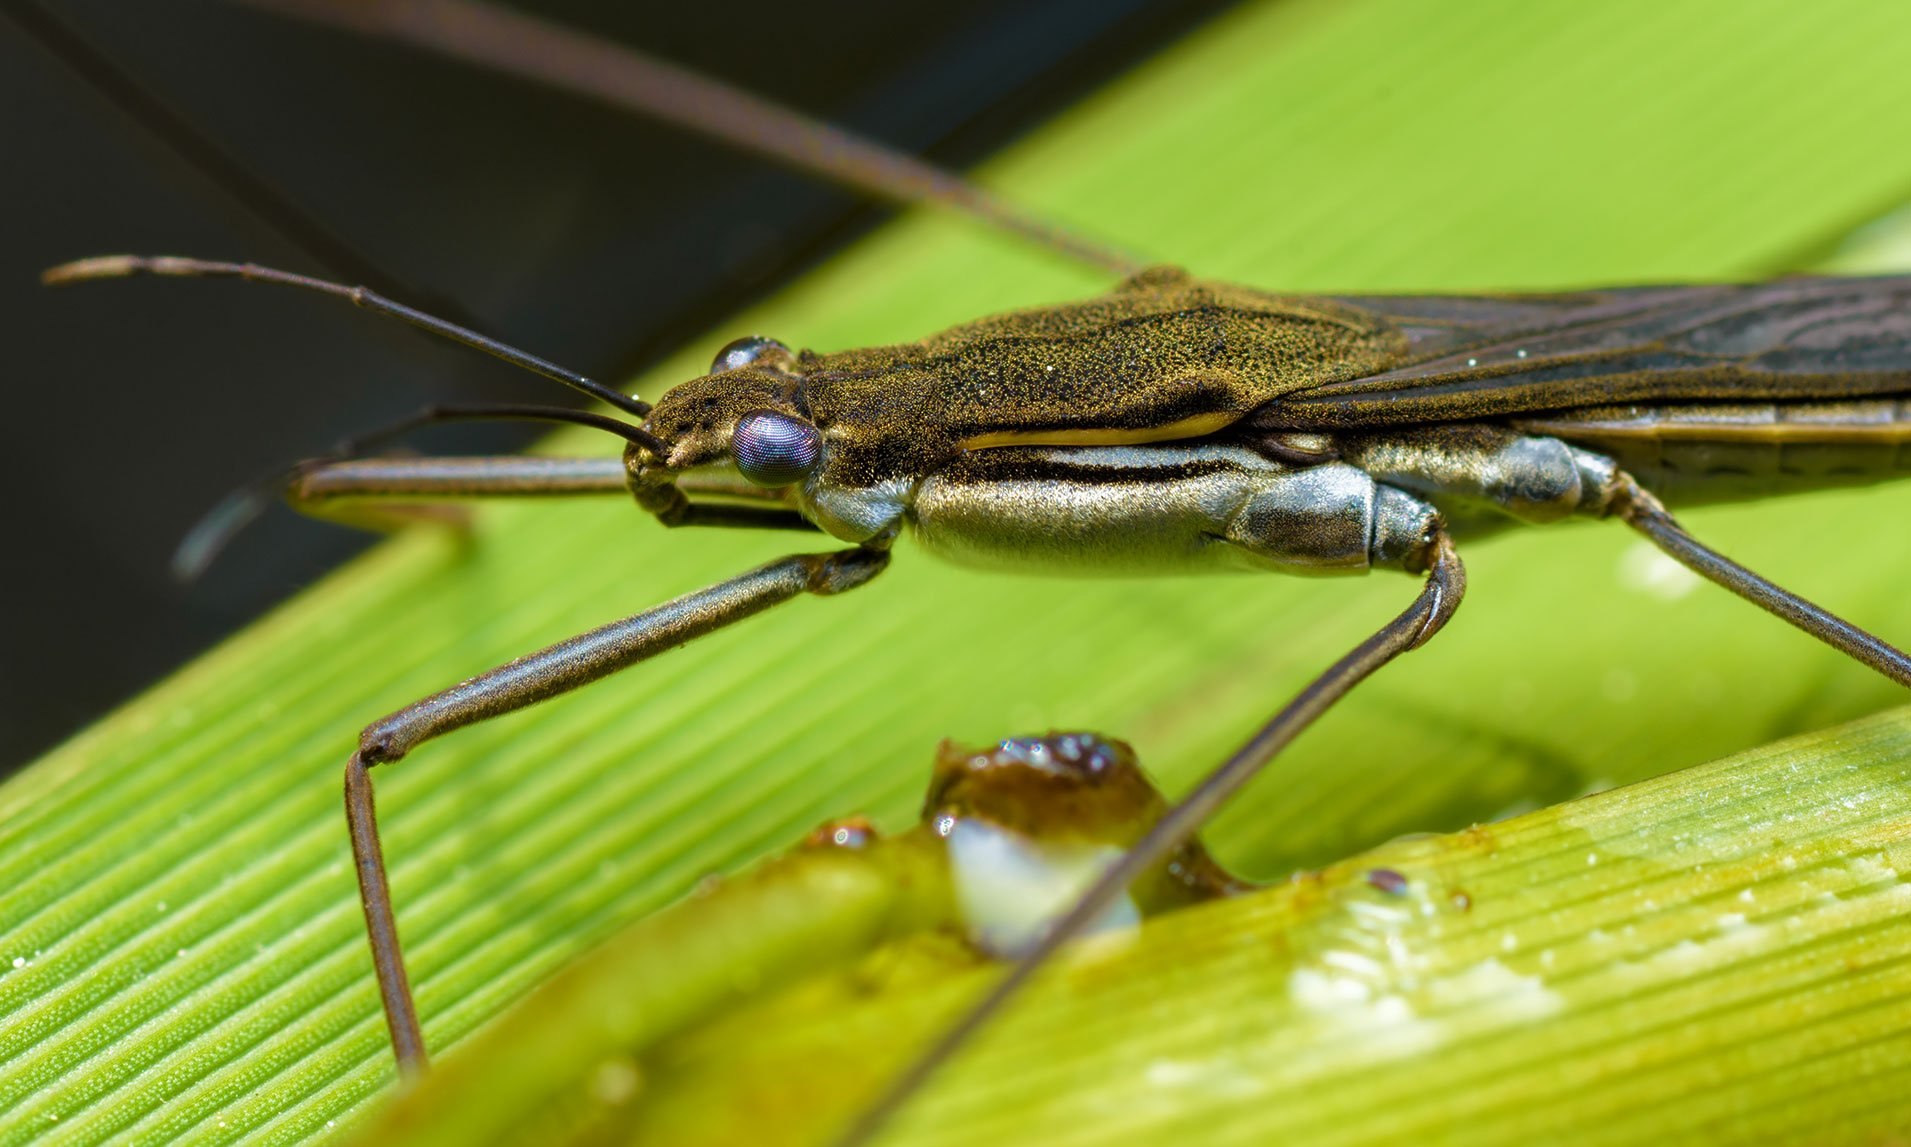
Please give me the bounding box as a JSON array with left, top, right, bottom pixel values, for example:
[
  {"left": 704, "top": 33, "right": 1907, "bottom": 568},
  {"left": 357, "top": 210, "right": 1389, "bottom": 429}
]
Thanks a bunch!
[{"left": 0, "top": 0, "right": 1230, "bottom": 774}]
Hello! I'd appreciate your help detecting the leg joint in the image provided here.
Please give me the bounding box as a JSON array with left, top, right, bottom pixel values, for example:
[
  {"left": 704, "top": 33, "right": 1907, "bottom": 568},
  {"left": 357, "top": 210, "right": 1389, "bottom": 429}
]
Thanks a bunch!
[
  {"left": 356, "top": 723, "right": 407, "bottom": 766},
  {"left": 807, "top": 546, "right": 890, "bottom": 595}
]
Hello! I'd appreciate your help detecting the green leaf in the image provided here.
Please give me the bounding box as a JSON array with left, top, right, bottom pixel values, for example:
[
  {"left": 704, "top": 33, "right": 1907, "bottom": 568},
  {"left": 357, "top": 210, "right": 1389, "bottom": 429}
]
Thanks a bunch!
[
  {"left": 5, "top": 0, "right": 1911, "bottom": 1142},
  {"left": 599, "top": 710, "right": 1911, "bottom": 1147}
]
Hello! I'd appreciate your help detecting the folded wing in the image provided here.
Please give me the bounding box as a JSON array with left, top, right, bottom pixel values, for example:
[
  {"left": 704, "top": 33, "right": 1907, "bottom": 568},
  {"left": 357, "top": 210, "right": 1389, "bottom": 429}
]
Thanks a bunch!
[{"left": 1263, "top": 276, "right": 1911, "bottom": 428}]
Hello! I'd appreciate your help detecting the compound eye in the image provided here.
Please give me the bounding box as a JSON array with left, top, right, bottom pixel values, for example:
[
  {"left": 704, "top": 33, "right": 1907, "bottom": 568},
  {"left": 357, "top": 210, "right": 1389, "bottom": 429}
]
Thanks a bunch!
[
  {"left": 710, "top": 335, "right": 793, "bottom": 375},
  {"left": 733, "top": 409, "right": 822, "bottom": 487}
]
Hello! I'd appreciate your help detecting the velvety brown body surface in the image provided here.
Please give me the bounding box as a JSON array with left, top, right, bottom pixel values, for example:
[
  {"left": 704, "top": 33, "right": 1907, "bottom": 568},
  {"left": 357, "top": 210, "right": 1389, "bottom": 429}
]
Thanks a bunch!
[
  {"left": 641, "top": 268, "right": 1408, "bottom": 488},
  {"left": 800, "top": 268, "right": 1404, "bottom": 486}
]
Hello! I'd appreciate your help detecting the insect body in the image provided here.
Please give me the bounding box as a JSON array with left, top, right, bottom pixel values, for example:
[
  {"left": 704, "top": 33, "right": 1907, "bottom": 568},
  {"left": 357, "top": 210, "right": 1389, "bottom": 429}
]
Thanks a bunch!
[{"left": 638, "top": 266, "right": 1911, "bottom": 589}]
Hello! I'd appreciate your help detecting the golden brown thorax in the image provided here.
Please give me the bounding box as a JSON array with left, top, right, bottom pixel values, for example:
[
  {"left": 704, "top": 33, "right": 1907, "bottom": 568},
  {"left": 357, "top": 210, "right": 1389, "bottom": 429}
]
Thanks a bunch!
[{"left": 642, "top": 267, "right": 1409, "bottom": 489}]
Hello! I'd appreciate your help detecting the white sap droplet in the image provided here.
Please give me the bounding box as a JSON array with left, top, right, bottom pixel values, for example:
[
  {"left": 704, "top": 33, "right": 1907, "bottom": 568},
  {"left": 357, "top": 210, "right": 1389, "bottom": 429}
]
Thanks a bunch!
[{"left": 945, "top": 820, "right": 1136, "bottom": 959}]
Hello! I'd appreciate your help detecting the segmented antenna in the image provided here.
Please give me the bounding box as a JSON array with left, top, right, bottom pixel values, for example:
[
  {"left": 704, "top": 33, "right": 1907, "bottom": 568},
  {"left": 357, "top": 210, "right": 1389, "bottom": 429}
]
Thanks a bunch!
[{"left": 42, "top": 256, "right": 653, "bottom": 418}]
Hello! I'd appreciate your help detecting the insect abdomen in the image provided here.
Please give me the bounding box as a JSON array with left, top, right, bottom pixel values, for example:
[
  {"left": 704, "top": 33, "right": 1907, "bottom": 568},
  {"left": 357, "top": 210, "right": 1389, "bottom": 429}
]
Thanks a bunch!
[
  {"left": 1517, "top": 399, "right": 1911, "bottom": 505},
  {"left": 907, "top": 444, "right": 1437, "bottom": 575}
]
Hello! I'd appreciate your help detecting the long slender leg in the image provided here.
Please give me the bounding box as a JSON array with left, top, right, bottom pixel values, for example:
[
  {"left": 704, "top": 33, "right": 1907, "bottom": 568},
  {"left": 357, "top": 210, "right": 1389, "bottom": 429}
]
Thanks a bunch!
[
  {"left": 1612, "top": 474, "right": 1911, "bottom": 687},
  {"left": 345, "top": 545, "right": 889, "bottom": 1076},
  {"left": 172, "top": 398, "right": 671, "bottom": 579},
  {"left": 235, "top": 0, "right": 1144, "bottom": 276},
  {"left": 285, "top": 455, "right": 817, "bottom": 531},
  {"left": 177, "top": 446, "right": 632, "bottom": 584},
  {"left": 833, "top": 531, "right": 1466, "bottom": 1147},
  {"left": 259, "top": 456, "right": 636, "bottom": 570},
  {"left": 289, "top": 455, "right": 628, "bottom": 502},
  {"left": 182, "top": 442, "right": 822, "bottom": 579},
  {"left": 2, "top": 0, "right": 455, "bottom": 312}
]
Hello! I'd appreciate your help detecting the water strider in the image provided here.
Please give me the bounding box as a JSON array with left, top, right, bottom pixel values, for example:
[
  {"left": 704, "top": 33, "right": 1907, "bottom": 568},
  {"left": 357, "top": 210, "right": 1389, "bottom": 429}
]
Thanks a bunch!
[{"left": 39, "top": 1, "right": 1911, "bottom": 1143}]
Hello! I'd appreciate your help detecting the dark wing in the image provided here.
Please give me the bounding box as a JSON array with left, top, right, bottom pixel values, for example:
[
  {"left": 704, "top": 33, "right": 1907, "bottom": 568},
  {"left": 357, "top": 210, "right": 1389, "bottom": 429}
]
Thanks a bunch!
[{"left": 1261, "top": 275, "right": 1911, "bottom": 428}]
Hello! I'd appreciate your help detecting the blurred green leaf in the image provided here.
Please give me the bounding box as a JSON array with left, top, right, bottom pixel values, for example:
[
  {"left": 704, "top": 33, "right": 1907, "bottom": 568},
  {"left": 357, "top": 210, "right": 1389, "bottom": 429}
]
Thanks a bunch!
[
  {"left": 619, "top": 708, "right": 1911, "bottom": 1146},
  {"left": 5, "top": 0, "right": 1911, "bottom": 1142}
]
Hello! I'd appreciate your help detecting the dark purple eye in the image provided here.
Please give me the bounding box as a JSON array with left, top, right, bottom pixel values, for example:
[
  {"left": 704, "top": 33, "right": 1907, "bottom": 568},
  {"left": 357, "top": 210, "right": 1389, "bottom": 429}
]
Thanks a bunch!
[
  {"left": 710, "top": 335, "right": 792, "bottom": 375},
  {"left": 733, "top": 409, "right": 821, "bottom": 487}
]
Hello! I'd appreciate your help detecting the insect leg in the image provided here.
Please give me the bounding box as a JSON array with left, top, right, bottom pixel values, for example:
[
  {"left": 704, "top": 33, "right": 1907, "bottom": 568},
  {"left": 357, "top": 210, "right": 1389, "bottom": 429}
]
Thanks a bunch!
[
  {"left": 1341, "top": 436, "right": 1910, "bottom": 685},
  {"left": 833, "top": 531, "right": 1466, "bottom": 1147},
  {"left": 289, "top": 455, "right": 629, "bottom": 503},
  {"left": 254, "top": 455, "right": 632, "bottom": 564},
  {"left": 344, "top": 544, "right": 889, "bottom": 1075},
  {"left": 1612, "top": 474, "right": 1911, "bottom": 687},
  {"left": 172, "top": 400, "right": 669, "bottom": 579},
  {"left": 288, "top": 455, "right": 816, "bottom": 532},
  {"left": 233, "top": 0, "right": 1145, "bottom": 276}
]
